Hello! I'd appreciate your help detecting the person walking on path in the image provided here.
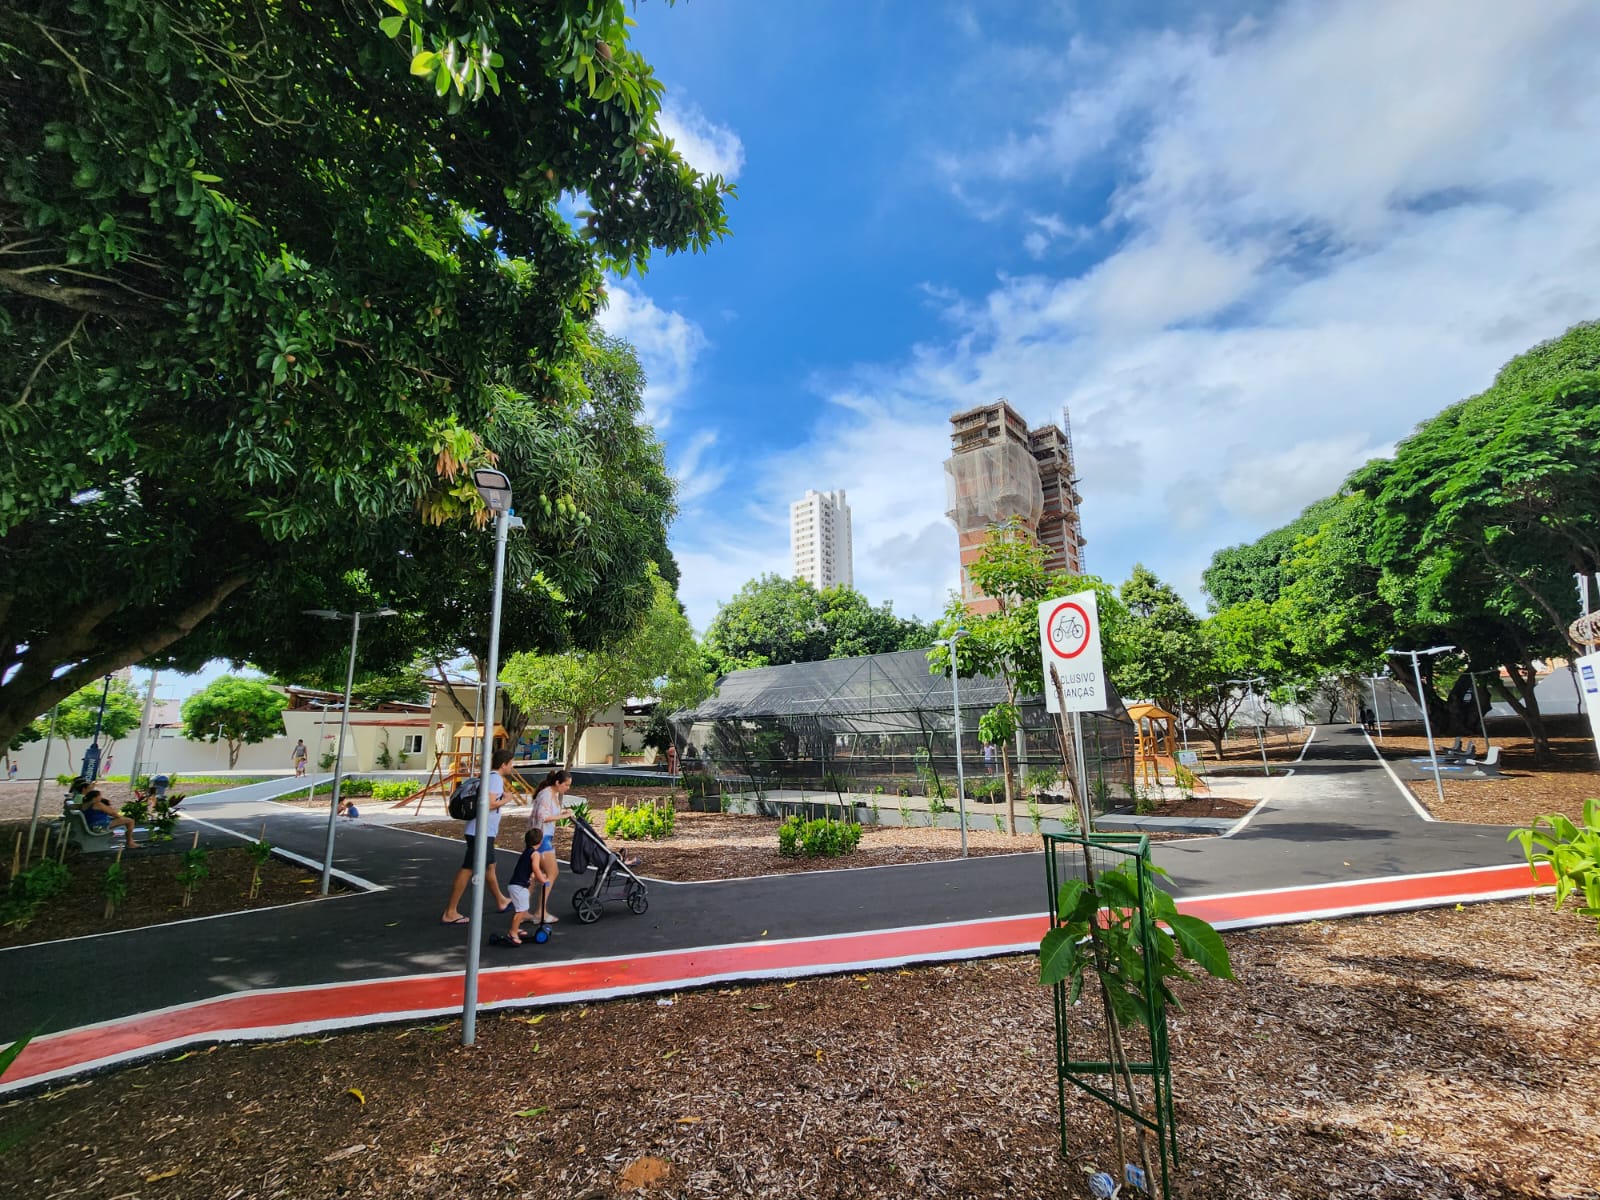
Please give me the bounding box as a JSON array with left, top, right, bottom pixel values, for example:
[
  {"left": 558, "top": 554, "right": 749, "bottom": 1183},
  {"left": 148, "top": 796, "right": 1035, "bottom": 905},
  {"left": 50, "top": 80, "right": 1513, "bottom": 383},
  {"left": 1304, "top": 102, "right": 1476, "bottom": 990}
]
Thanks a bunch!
[
  {"left": 530, "top": 768, "right": 571, "bottom": 924},
  {"left": 440, "top": 749, "right": 516, "bottom": 924},
  {"left": 292, "top": 739, "right": 309, "bottom": 777}
]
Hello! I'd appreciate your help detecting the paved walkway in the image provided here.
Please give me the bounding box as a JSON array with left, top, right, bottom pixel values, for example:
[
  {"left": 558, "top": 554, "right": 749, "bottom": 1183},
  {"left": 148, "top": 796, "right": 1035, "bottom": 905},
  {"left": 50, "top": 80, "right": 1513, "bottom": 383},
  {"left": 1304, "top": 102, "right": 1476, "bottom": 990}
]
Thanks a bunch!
[{"left": 0, "top": 726, "right": 1549, "bottom": 1093}]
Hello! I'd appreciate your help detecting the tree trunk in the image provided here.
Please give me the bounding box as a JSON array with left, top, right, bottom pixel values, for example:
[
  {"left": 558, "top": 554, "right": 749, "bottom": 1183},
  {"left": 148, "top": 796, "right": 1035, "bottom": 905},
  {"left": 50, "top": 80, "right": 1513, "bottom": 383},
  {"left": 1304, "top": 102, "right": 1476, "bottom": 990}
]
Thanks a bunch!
[
  {"left": 1495, "top": 659, "right": 1551, "bottom": 760},
  {"left": 228, "top": 738, "right": 242, "bottom": 769},
  {"left": 999, "top": 741, "right": 1016, "bottom": 836},
  {"left": 0, "top": 574, "right": 248, "bottom": 753},
  {"left": 564, "top": 721, "right": 589, "bottom": 768}
]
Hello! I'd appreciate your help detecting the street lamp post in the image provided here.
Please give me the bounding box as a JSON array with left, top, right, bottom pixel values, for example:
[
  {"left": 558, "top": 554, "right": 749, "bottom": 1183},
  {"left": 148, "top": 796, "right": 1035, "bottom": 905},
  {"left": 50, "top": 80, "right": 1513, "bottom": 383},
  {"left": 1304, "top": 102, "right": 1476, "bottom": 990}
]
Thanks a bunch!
[
  {"left": 463, "top": 468, "right": 521, "bottom": 1046},
  {"left": 303, "top": 697, "right": 337, "bottom": 805},
  {"left": 79, "top": 674, "right": 113, "bottom": 783},
  {"left": 305, "top": 608, "right": 399, "bottom": 894},
  {"left": 1468, "top": 669, "right": 1494, "bottom": 750},
  {"left": 935, "top": 629, "right": 971, "bottom": 859},
  {"left": 1387, "top": 646, "right": 1455, "bottom": 809},
  {"left": 1227, "top": 677, "right": 1270, "bottom": 776}
]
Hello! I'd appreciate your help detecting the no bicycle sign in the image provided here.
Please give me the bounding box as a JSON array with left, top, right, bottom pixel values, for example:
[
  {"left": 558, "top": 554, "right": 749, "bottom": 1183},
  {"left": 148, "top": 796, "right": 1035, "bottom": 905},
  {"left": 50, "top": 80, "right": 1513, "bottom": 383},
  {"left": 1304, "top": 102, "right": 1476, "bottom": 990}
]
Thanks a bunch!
[{"left": 1039, "top": 590, "right": 1106, "bottom": 714}]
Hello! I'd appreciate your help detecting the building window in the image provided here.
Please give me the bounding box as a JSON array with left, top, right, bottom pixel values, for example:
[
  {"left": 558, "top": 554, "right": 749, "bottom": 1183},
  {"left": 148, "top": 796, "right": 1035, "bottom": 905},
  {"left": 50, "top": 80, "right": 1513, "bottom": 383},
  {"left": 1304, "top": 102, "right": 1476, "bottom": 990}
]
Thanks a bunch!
[{"left": 402, "top": 734, "right": 424, "bottom": 754}]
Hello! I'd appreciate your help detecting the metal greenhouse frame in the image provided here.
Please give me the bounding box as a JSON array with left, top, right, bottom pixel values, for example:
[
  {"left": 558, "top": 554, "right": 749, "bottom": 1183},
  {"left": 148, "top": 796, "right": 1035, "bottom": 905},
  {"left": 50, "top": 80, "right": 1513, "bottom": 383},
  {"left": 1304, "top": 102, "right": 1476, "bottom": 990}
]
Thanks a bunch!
[{"left": 672, "top": 649, "right": 1134, "bottom": 808}]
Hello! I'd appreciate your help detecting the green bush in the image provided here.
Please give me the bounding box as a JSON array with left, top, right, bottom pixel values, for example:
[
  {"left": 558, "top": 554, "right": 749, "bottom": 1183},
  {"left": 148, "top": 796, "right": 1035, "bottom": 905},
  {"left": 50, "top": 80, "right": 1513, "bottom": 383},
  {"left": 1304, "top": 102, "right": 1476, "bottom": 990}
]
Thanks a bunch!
[
  {"left": 568, "top": 799, "right": 592, "bottom": 827},
  {"left": 1512, "top": 798, "right": 1600, "bottom": 931},
  {"left": 777, "top": 815, "right": 862, "bottom": 858},
  {"left": 368, "top": 781, "right": 414, "bottom": 802},
  {"left": 2, "top": 860, "right": 72, "bottom": 930},
  {"left": 604, "top": 800, "right": 677, "bottom": 840}
]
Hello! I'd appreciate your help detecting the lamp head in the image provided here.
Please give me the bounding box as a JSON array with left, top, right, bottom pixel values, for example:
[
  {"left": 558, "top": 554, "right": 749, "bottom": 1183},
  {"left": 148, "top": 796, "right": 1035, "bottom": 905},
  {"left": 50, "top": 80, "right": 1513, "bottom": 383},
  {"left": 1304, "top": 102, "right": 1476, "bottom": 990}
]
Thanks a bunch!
[
  {"left": 304, "top": 609, "right": 342, "bottom": 620},
  {"left": 473, "top": 468, "right": 513, "bottom": 514}
]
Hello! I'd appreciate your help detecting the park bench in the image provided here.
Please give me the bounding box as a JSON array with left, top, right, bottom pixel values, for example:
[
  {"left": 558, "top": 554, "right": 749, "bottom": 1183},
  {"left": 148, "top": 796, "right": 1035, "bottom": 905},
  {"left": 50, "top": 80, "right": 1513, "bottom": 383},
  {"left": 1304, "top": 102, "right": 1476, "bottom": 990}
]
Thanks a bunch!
[
  {"left": 1467, "top": 746, "right": 1503, "bottom": 778},
  {"left": 53, "top": 810, "right": 122, "bottom": 853},
  {"left": 1441, "top": 739, "right": 1476, "bottom": 763}
]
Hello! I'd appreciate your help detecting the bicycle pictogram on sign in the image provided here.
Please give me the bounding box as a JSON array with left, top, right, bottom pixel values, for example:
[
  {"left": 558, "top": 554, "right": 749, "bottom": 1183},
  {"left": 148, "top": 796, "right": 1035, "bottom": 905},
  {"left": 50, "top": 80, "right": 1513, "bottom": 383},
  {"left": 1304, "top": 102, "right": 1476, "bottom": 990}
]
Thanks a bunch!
[{"left": 1044, "top": 601, "right": 1092, "bottom": 659}]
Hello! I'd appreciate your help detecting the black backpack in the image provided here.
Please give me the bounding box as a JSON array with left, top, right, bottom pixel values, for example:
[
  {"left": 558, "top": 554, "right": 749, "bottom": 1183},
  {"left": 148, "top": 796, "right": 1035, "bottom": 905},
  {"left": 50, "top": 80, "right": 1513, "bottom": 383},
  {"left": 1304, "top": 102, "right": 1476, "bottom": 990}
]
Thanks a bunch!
[{"left": 447, "top": 776, "right": 482, "bottom": 821}]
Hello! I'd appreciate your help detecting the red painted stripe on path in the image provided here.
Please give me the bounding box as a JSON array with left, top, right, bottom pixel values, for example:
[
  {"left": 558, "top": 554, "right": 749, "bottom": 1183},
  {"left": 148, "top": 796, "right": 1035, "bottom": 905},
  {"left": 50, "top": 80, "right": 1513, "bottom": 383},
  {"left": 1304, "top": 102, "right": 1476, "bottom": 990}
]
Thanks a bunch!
[{"left": 2, "top": 861, "right": 1551, "bottom": 1093}]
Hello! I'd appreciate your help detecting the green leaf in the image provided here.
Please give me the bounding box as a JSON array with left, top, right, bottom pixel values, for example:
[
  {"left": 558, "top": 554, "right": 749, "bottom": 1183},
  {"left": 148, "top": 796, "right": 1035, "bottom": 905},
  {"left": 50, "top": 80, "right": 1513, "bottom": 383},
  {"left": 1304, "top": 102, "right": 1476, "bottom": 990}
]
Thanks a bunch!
[
  {"left": 1053, "top": 878, "right": 1086, "bottom": 920},
  {"left": 1166, "top": 914, "right": 1235, "bottom": 980},
  {"left": 379, "top": 15, "right": 405, "bottom": 38},
  {"left": 410, "top": 50, "right": 440, "bottom": 76},
  {"left": 1038, "top": 927, "right": 1080, "bottom": 987}
]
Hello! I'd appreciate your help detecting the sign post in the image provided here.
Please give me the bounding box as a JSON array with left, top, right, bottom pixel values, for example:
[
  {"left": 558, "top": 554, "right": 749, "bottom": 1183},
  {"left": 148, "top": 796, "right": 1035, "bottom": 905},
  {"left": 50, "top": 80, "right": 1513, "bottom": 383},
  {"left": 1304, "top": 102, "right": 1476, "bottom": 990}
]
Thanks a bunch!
[{"left": 1039, "top": 591, "right": 1107, "bottom": 824}]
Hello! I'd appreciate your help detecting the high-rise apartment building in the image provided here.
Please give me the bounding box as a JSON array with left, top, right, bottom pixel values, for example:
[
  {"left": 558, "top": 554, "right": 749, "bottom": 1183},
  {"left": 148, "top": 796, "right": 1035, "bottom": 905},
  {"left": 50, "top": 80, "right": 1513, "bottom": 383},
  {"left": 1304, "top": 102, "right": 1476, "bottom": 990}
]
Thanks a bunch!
[
  {"left": 944, "top": 400, "right": 1085, "bottom": 613},
  {"left": 790, "top": 488, "right": 853, "bottom": 590}
]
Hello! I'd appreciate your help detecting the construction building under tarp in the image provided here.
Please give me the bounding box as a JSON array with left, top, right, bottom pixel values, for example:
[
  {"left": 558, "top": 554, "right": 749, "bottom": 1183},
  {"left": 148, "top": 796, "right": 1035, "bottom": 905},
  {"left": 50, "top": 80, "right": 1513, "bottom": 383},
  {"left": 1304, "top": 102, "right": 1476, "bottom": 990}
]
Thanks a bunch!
[{"left": 672, "top": 649, "right": 1135, "bottom": 808}]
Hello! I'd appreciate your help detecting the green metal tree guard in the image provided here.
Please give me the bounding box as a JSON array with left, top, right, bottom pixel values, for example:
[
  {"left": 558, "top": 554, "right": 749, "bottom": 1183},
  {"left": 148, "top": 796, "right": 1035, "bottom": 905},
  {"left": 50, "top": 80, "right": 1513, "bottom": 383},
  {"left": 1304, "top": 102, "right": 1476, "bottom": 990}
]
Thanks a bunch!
[{"left": 1043, "top": 831, "right": 1178, "bottom": 1199}]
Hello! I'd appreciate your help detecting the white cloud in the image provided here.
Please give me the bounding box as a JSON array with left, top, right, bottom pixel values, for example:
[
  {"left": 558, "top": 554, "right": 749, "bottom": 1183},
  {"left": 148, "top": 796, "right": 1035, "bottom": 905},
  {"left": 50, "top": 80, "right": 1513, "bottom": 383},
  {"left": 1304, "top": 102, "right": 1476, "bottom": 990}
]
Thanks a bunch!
[
  {"left": 658, "top": 0, "right": 1600, "bottom": 636},
  {"left": 596, "top": 279, "right": 708, "bottom": 429},
  {"left": 658, "top": 100, "right": 746, "bottom": 181}
]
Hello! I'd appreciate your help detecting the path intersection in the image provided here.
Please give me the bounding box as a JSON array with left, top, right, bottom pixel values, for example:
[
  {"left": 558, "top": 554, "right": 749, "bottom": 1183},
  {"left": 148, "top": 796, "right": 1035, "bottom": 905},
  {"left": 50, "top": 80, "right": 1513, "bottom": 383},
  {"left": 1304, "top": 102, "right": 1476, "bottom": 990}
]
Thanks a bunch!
[{"left": 0, "top": 726, "right": 1546, "bottom": 1094}]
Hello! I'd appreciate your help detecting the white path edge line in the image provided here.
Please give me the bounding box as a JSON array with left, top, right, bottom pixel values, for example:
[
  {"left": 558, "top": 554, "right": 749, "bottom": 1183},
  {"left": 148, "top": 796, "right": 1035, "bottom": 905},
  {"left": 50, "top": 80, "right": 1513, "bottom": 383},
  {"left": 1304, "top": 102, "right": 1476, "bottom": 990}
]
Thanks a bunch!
[
  {"left": 178, "top": 814, "right": 385, "bottom": 893},
  {"left": 1222, "top": 724, "right": 1319, "bottom": 838},
  {"left": 1362, "top": 726, "right": 1437, "bottom": 822}
]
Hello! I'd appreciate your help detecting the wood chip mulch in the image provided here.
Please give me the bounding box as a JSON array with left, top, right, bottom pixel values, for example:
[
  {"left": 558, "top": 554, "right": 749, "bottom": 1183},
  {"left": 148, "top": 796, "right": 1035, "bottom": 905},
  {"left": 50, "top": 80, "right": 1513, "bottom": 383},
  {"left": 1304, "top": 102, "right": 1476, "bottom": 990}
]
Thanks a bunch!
[
  {"left": 2, "top": 899, "right": 1595, "bottom": 1199},
  {"left": 1371, "top": 719, "right": 1600, "bottom": 827}
]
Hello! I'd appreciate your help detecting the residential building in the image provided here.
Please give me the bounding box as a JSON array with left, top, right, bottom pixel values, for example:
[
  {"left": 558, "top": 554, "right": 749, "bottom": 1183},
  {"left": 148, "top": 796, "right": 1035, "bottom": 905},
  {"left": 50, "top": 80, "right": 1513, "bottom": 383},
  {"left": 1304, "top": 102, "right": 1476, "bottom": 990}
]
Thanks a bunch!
[
  {"left": 944, "top": 399, "right": 1086, "bottom": 613},
  {"left": 790, "top": 488, "right": 854, "bottom": 590}
]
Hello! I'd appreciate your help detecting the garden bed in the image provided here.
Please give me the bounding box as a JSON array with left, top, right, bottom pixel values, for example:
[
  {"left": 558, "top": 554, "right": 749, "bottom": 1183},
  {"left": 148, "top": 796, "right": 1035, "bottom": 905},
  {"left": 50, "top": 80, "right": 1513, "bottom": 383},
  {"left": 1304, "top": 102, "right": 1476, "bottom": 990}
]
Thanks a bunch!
[
  {"left": 2, "top": 899, "right": 1594, "bottom": 1198},
  {"left": 0, "top": 821, "right": 348, "bottom": 949}
]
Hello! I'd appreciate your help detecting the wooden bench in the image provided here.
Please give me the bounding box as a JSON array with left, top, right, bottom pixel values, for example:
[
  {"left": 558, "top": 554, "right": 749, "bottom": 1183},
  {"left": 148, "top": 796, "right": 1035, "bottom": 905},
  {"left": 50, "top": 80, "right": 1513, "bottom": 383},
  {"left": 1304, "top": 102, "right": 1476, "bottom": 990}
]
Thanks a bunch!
[{"left": 53, "top": 810, "right": 122, "bottom": 853}]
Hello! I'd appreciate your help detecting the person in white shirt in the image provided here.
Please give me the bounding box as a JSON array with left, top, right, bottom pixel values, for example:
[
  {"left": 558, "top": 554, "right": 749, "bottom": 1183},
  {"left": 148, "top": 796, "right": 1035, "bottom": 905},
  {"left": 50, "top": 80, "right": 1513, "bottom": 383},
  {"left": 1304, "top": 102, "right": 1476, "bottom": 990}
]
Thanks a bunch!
[
  {"left": 440, "top": 749, "right": 515, "bottom": 924},
  {"left": 529, "top": 768, "right": 572, "bottom": 923}
]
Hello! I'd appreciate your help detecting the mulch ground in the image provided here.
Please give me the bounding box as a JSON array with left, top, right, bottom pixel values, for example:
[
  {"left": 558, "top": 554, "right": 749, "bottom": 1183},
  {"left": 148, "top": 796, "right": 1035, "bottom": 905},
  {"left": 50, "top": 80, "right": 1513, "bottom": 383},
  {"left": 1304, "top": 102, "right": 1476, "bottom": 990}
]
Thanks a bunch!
[
  {"left": 2, "top": 898, "right": 1595, "bottom": 1199},
  {"left": 1370, "top": 718, "right": 1600, "bottom": 826},
  {"left": 0, "top": 779, "right": 268, "bottom": 825},
  {"left": 0, "top": 820, "right": 346, "bottom": 949}
]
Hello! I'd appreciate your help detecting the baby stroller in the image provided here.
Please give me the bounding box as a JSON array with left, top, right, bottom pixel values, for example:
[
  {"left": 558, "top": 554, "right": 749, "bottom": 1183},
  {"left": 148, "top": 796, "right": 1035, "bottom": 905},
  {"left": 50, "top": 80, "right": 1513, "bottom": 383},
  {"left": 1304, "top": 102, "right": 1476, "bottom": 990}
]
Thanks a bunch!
[{"left": 567, "top": 814, "right": 648, "bottom": 923}]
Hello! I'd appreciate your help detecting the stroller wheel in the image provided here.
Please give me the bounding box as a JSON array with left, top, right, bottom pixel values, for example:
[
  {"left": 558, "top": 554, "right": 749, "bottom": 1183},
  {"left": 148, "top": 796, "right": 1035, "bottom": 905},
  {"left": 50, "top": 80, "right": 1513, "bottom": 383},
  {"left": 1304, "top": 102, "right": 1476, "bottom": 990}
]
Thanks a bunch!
[
  {"left": 533, "top": 925, "right": 551, "bottom": 944},
  {"left": 570, "top": 886, "right": 591, "bottom": 912},
  {"left": 575, "top": 892, "right": 603, "bottom": 924},
  {"left": 626, "top": 886, "right": 649, "bottom": 915}
]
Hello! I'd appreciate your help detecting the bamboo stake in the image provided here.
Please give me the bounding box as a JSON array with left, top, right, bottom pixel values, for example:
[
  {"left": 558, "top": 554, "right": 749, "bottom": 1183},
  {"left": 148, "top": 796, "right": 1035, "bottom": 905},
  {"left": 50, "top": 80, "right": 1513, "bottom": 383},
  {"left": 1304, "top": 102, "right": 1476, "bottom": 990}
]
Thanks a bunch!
[
  {"left": 40, "top": 826, "right": 50, "bottom": 863},
  {"left": 9, "top": 832, "right": 19, "bottom": 880}
]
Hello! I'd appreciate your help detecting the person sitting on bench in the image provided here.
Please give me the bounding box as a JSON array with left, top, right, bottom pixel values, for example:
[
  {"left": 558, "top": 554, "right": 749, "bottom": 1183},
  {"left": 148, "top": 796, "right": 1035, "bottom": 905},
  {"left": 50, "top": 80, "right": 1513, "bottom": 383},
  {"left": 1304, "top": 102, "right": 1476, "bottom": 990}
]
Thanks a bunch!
[{"left": 78, "top": 787, "right": 139, "bottom": 849}]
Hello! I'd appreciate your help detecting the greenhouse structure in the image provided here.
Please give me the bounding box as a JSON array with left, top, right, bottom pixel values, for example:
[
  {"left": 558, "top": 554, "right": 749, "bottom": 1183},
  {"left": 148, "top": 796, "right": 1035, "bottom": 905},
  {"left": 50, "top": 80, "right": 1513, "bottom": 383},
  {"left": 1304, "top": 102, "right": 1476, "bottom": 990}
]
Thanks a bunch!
[{"left": 672, "top": 648, "right": 1135, "bottom": 811}]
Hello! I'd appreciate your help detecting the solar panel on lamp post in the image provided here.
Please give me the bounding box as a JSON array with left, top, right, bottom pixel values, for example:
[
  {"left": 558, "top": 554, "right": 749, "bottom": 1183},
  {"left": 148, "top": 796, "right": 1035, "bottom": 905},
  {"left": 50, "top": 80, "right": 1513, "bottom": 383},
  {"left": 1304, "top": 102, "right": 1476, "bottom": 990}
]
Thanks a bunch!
[
  {"left": 304, "top": 608, "right": 399, "bottom": 895},
  {"left": 462, "top": 467, "right": 521, "bottom": 1047}
]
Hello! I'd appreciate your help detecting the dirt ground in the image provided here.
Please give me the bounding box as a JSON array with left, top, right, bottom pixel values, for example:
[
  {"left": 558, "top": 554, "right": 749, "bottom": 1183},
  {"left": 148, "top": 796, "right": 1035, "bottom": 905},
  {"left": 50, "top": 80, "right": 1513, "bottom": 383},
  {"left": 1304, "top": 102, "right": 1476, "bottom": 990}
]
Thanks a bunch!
[
  {"left": 1369, "top": 718, "right": 1600, "bottom": 826},
  {"left": 2, "top": 898, "right": 1595, "bottom": 1199},
  {"left": 0, "top": 819, "right": 346, "bottom": 949},
  {"left": 0, "top": 778, "right": 267, "bottom": 825}
]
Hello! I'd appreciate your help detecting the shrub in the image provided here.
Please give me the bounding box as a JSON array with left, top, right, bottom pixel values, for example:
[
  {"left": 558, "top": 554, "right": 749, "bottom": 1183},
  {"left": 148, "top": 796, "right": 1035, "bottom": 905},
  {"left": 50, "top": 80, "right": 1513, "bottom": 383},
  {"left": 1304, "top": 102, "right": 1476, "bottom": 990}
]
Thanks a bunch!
[
  {"left": 777, "top": 815, "right": 862, "bottom": 858},
  {"left": 2, "top": 860, "right": 72, "bottom": 930},
  {"left": 820, "top": 772, "right": 851, "bottom": 793},
  {"left": 568, "top": 799, "right": 592, "bottom": 826},
  {"left": 1511, "top": 798, "right": 1600, "bottom": 931},
  {"left": 605, "top": 800, "right": 677, "bottom": 841},
  {"left": 368, "top": 781, "right": 414, "bottom": 802}
]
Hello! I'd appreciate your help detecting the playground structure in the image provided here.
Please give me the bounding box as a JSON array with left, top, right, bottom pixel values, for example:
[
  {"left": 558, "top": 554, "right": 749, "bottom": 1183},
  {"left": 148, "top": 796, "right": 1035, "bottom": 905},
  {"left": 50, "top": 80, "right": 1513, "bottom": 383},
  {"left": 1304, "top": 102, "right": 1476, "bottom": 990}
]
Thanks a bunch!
[
  {"left": 390, "top": 723, "right": 537, "bottom": 814},
  {"left": 1126, "top": 702, "right": 1198, "bottom": 791}
]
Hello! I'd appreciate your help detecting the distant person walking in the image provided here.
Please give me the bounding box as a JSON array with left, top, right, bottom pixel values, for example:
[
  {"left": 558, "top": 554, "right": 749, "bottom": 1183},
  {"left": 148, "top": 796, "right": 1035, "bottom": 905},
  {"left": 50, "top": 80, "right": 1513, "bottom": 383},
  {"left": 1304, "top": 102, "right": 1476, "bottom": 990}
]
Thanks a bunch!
[
  {"left": 292, "top": 739, "right": 309, "bottom": 777},
  {"left": 6, "top": 758, "right": 16, "bottom": 781},
  {"left": 665, "top": 742, "right": 678, "bottom": 780},
  {"left": 440, "top": 749, "right": 515, "bottom": 925}
]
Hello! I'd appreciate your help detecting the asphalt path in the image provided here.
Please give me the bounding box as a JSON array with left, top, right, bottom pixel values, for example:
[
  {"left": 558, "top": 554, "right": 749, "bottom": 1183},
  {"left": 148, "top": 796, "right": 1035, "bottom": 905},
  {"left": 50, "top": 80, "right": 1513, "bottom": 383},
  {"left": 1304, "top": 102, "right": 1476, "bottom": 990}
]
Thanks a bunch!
[{"left": 0, "top": 726, "right": 1530, "bottom": 1042}]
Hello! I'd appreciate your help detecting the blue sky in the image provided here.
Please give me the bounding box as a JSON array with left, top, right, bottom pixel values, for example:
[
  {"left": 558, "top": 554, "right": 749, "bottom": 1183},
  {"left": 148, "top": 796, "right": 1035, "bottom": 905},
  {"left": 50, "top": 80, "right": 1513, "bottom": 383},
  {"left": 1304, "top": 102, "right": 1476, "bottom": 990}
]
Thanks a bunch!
[
  {"left": 594, "top": 0, "right": 1600, "bottom": 632},
  {"left": 161, "top": 0, "right": 1600, "bottom": 702}
]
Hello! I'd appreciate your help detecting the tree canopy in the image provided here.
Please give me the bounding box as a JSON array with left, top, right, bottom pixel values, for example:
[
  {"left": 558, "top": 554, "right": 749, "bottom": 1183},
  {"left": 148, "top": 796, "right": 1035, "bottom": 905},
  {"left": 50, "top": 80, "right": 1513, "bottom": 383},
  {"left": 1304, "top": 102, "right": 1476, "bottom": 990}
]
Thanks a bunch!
[
  {"left": 501, "top": 566, "right": 704, "bottom": 765},
  {"left": 705, "top": 576, "right": 933, "bottom": 671},
  {"left": 179, "top": 675, "right": 287, "bottom": 767},
  {"left": 0, "top": 1, "right": 730, "bottom": 750}
]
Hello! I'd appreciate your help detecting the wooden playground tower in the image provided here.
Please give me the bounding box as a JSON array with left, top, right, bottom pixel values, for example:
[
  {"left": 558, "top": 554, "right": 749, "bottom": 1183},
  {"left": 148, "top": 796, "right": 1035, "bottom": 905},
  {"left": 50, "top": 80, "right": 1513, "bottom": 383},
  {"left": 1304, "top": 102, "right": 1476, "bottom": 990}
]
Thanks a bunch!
[
  {"left": 390, "top": 723, "right": 537, "bottom": 814},
  {"left": 1127, "top": 702, "right": 1189, "bottom": 789}
]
